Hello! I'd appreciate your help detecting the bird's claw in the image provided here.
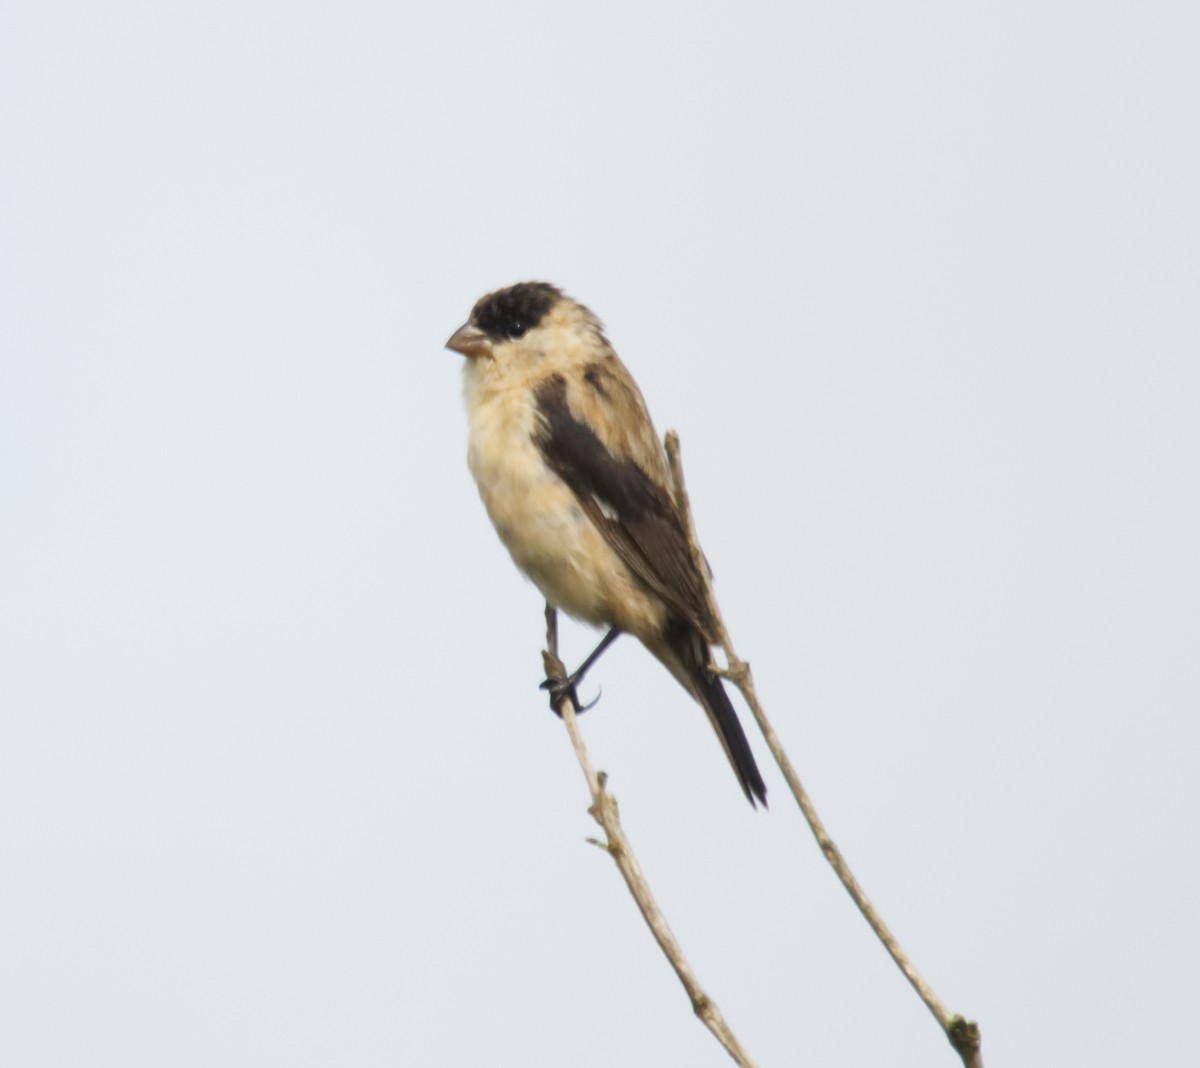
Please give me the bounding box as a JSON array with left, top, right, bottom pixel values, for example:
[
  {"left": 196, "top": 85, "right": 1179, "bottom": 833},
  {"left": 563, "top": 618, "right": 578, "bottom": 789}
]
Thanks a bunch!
[{"left": 540, "top": 675, "right": 602, "bottom": 717}]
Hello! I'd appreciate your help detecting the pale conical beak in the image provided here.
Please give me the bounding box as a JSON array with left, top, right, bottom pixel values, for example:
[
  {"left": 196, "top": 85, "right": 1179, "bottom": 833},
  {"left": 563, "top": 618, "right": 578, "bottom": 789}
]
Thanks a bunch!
[{"left": 445, "top": 322, "right": 493, "bottom": 360}]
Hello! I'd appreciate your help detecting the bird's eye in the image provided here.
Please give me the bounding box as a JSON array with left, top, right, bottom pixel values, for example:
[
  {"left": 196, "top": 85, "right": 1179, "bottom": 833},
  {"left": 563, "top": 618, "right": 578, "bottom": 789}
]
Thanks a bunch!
[{"left": 508, "top": 317, "right": 528, "bottom": 338}]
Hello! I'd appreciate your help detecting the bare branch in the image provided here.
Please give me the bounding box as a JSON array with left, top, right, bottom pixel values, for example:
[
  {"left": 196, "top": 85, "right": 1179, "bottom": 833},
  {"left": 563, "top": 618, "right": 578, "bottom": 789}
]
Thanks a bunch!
[
  {"left": 664, "top": 431, "right": 983, "bottom": 1068},
  {"left": 544, "top": 603, "right": 759, "bottom": 1068}
]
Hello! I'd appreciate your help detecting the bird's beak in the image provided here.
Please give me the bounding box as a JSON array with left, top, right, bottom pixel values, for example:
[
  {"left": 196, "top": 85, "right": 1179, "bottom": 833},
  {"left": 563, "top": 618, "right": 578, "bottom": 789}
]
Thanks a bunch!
[{"left": 445, "top": 322, "right": 493, "bottom": 360}]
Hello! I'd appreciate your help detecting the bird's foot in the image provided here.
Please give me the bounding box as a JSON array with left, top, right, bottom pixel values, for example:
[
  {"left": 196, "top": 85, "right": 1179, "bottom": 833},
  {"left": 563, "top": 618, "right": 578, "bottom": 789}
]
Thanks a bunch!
[{"left": 540, "top": 674, "right": 602, "bottom": 717}]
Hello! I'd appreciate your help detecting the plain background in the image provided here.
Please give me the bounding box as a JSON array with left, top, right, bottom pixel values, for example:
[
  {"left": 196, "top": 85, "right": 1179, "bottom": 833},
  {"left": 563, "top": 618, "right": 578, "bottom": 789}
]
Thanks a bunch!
[{"left": 2, "top": 3, "right": 1197, "bottom": 1065}]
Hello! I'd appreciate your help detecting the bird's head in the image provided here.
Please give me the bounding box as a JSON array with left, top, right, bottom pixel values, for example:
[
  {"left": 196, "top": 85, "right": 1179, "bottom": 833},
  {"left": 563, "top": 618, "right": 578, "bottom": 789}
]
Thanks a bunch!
[{"left": 446, "top": 282, "right": 607, "bottom": 380}]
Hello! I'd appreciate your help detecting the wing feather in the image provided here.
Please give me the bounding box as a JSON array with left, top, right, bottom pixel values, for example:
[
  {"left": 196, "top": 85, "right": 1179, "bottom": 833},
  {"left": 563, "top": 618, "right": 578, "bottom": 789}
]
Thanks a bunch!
[{"left": 532, "top": 374, "right": 714, "bottom": 638}]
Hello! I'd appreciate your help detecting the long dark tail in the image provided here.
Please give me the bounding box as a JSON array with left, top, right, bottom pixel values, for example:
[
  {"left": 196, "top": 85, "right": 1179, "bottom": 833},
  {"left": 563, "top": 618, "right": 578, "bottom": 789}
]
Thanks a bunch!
[{"left": 659, "top": 622, "right": 768, "bottom": 808}]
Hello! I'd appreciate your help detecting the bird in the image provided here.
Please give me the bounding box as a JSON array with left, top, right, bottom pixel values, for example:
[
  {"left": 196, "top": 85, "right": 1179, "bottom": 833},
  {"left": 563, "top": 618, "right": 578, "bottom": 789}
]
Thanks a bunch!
[{"left": 446, "top": 281, "right": 767, "bottom": 807}]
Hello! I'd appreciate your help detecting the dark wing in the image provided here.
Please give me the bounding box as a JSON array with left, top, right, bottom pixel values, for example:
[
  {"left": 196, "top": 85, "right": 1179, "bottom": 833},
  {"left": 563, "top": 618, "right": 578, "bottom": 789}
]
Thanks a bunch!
[{"left": 533, "top": 374, "right": 714, "bottom": 638}]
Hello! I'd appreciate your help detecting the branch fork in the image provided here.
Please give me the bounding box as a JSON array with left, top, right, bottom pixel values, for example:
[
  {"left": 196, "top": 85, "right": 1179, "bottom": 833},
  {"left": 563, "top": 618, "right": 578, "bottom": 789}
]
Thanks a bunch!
[{"left": 540, "top": 432, "right": 983, "bottom": 1068}]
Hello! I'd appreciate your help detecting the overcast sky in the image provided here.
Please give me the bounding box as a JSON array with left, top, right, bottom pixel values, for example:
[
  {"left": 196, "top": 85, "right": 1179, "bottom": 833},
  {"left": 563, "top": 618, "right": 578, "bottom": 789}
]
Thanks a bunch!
[{"left": 2, "top": 3, "right": 1197, "bottom": 1066}]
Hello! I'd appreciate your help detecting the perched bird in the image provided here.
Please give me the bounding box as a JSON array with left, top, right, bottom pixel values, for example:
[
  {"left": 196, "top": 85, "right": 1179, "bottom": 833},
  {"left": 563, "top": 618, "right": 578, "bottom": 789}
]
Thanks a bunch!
[{"left": 447, "top": 282, "right": 767, "bottom": 807}]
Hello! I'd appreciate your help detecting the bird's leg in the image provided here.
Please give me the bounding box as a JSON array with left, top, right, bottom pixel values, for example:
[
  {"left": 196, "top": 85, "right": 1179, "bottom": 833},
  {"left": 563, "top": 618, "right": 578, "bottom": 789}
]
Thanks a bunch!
[{"left": 541, "top": 627, "right": 622, "bottom": 716}]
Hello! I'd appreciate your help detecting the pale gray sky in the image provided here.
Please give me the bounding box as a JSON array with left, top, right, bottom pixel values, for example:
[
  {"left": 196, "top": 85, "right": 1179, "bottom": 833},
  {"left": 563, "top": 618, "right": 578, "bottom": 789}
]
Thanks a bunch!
[{"left": 2, "top": 3, "right": 1197, "bottom": 1066}]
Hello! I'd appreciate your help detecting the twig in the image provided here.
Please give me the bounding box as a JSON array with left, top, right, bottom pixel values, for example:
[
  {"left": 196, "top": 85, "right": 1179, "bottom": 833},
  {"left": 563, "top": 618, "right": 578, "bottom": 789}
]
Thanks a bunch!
[
  {"left": 664, "top": 431, "right": 983, "bottom": 1068},
  {"left": 544, "top": 604, "right": 759, "bottom": 1068}
]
